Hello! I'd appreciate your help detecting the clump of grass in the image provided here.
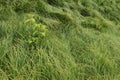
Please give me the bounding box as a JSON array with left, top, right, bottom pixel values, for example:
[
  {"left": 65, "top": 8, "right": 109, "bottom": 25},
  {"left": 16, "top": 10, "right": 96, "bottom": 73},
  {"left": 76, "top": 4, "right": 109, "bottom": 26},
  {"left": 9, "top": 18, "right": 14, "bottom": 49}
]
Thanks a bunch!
[
  {"left": 0, "top": 6, "right": 14, "bottom": 20},
  {"left": 46, "top": 0, "right": 65, "bottom": 6},
  {"left": 81, "top": 17, "right": 113, "bottom": 31},
  {"left": 49, "top": 12, "right": 73, "bottom": 24},
  {"left": 79, "top": 8, "right": 91, "bottom": 17}
]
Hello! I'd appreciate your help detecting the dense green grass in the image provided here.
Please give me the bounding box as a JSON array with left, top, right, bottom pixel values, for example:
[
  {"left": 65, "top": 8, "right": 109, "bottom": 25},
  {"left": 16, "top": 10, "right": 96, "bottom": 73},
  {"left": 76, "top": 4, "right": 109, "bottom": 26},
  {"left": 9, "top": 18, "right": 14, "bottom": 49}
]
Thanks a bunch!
[{"left": 0, "top": 0, "right": 120, "bottom": 80}]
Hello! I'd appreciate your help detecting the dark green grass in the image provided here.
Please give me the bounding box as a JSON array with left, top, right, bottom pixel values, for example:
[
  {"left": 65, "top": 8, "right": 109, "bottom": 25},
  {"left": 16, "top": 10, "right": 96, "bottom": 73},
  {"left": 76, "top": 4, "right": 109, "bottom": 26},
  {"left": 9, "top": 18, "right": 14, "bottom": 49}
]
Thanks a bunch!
[{"left": 0, "top": 0, "right": 120, "bottom": 80}]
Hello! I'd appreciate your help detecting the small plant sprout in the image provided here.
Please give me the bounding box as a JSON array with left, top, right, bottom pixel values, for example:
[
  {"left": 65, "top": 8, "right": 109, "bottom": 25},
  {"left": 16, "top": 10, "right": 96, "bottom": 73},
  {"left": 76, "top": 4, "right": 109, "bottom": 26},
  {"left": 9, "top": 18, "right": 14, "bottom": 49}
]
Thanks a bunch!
[{"left": 24, "top": 17, "right": 47, "bottom": 44}]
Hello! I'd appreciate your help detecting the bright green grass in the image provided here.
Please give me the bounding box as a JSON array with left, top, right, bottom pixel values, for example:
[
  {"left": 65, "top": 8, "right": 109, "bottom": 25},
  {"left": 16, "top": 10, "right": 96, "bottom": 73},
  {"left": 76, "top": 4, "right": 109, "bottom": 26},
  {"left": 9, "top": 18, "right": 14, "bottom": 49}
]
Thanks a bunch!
[{"left": 0, "top": 0, "right": 120, "bottom": 80}]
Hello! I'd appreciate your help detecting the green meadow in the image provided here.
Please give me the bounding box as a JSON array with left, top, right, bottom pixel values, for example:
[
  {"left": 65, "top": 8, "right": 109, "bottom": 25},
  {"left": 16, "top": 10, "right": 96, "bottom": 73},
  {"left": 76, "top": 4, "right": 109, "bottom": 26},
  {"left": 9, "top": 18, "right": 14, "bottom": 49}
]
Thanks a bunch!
[{"left": 0, "top": 0, "right": 120, "bottom": 80}]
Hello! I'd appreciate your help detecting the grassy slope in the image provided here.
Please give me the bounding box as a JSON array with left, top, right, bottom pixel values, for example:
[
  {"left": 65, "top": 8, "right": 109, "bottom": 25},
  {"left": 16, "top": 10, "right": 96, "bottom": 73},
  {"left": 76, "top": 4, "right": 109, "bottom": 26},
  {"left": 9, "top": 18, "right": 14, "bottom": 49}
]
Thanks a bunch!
[{"left": 0, "top": 0, "right": 120, "bottom": 80}]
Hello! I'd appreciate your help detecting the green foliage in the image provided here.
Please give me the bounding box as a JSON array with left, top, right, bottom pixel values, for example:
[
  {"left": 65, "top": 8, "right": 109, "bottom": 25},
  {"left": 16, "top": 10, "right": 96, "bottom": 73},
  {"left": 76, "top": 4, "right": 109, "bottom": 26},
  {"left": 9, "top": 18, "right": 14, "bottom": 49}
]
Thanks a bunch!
[
  {"left": 46, "top": 0, "right": 64, "bottom": 6},
  {"left": 0, "top": 0, "right": 120, "bottom": 80},
  {"left": 0, "top": 6, "right": 14, "bottom": 20},
  {"left": 18, "top": 14, "right": 47, "bottom": 46},
  {"left": 81, "top": 18, "right": 113, "bottom": 31},
  {"left": 49, "top": 12, "right": 73, "bottom": 23},
  {"left": 79, "top": 8, "right": 91, "bottom": 17}
]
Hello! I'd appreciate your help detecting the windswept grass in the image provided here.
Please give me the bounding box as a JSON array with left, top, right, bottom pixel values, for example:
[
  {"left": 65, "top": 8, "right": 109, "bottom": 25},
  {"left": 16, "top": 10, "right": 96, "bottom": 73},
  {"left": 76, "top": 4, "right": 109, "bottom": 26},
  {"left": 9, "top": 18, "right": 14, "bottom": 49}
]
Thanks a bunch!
[{"left": 0, "top": 0, "right": 120, "bottom": 80}]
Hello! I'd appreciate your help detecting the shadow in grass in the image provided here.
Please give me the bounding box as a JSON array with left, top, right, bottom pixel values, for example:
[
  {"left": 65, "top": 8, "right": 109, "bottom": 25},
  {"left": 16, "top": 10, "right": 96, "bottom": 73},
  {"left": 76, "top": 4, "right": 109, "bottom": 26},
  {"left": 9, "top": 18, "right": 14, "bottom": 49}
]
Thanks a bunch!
[{"left": 49, "top": 12, "right": 73, "bottom": 24}]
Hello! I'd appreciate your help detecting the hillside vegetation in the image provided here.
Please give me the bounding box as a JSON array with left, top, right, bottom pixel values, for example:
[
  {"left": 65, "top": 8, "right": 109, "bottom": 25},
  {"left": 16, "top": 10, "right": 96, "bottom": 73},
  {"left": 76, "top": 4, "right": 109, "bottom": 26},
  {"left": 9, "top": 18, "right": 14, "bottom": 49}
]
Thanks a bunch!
[{"left": 0, "top": 0, "right": 120, "bottom": 80}]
